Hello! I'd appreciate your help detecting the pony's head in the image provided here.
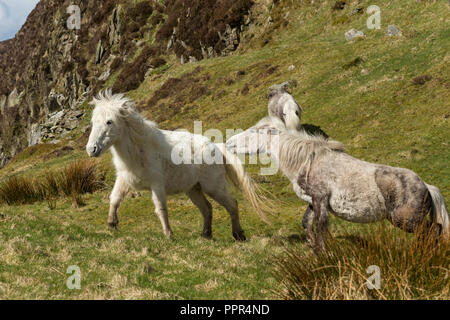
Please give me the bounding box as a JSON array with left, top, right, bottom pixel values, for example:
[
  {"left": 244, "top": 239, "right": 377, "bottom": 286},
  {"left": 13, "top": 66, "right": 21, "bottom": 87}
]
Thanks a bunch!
[
  {"left": 267, "top": 86, "right": 302, "bottom": 131},
  {"left": 86, "top": 89, "right": 136, "bottom": 157}
]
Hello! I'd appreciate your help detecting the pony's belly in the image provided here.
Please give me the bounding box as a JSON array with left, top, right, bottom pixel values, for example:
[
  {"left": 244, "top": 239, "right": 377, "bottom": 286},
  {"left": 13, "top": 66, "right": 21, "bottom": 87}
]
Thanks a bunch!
[
  {"left": 123, "top": 173, "right": 149, "bottom": 191},
  {"left": 164, "top": 164, "right": 201, "bottom": 194},
  {"left": 329, "top": 192, "right": 387, "bottom": 223}
]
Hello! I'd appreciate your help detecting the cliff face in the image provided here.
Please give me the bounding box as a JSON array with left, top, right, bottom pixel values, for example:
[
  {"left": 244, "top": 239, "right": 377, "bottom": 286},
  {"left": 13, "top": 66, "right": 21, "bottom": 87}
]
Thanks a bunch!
[{"left": 0, "top": 0, "right": 255, "bottom": 168}]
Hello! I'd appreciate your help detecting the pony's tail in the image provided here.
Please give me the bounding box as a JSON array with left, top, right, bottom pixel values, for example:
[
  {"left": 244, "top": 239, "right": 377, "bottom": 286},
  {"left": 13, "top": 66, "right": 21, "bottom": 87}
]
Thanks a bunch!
[
  {"left": 426, "top": 183, "right": 449, "bottom": 238},
  {"left": 216, "top": 143, "right": 273, "bottom": 224}
]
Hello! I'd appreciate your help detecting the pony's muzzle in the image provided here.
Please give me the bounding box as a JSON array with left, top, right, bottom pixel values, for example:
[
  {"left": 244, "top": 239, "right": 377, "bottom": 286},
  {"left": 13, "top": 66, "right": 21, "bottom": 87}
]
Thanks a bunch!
[{"left": 86, "top": 144, "right": 101, "bottom": 157}]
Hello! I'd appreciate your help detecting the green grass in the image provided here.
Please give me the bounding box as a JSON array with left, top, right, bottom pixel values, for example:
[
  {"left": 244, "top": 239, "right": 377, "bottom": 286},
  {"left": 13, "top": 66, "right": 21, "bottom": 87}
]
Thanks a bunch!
[{"left": 0, "top": 0, "right": 448, "bottom": 299}]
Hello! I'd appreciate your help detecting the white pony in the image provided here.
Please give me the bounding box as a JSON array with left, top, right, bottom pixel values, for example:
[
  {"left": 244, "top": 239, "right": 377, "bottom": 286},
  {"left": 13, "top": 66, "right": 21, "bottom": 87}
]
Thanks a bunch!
[
  {"left": 229, "top": 83, "right": 302, "bottom": 150},
  {"left": 267, "top": 82, "right": 302, "bottom": 131},
  {"left": 86, "top": 90, "right": 267, "bottom": 240}
]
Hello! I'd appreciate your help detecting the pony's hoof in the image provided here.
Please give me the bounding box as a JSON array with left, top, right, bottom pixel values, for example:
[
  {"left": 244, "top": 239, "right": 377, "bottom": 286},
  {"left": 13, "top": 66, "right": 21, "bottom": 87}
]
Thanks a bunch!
[
  {"left": 164, "top": 230, "right": 173, "bottom": 238},
  {"left": 233, "top": 232, "right": 247, "bottom": 241},
  {"left": 108, "top": 222, "right": 119, "bottom": 230},
  {"left": 202, "top": 231, "right": 213, "bottom": 239}
]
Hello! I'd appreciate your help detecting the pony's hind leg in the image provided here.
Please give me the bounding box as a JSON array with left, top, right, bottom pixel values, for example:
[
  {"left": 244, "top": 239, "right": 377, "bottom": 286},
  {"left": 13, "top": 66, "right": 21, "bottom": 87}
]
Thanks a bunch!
[
  {"left": 205, "top": 186, "right": 246, "bottom": 241},
  {"left": 187, "top": 184, "right": 213, "bottom": 239},
  {"left": 302, "top": 205, "right": 315, "bottom": 248},
  {"left": 151, "top": 187, "right": 173, "bottom": 238},
  {"left": 312, "top": 196, "right": 330, "bottom": 251}
]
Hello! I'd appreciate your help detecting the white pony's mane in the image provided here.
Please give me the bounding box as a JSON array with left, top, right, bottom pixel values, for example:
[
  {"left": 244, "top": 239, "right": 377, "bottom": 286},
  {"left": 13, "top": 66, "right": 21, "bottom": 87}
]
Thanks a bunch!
[{"left": 92, "top": 89, "right": 159, "bottom": 146}]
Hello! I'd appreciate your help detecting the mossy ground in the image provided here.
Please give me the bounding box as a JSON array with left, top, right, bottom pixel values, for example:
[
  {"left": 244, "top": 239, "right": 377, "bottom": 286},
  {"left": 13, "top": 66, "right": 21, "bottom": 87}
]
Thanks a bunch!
[{"left": 0, "top": 0, "right": 448, "bottom": 299}]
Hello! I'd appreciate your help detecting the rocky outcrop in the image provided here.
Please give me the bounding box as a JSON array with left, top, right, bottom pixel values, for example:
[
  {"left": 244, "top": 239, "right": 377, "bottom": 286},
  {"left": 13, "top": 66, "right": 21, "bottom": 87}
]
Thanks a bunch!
[
  {"left": 0, "top": 1, "right": 119, "bottom": 168},
  {"left": 0, "top": 0, "right": 255, "bottom": 168}
]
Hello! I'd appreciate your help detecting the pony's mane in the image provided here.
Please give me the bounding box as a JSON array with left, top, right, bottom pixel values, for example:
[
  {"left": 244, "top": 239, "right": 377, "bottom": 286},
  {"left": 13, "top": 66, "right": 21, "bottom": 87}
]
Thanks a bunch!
[
  {"left": 255, "top": 116, "right": 286, "bottom": 131},
  {"left": 92, "top": 89, "right": 159, "bottom": 145},
  {"left": 278, "top": 123, "right": 346, "bottom": 180}
]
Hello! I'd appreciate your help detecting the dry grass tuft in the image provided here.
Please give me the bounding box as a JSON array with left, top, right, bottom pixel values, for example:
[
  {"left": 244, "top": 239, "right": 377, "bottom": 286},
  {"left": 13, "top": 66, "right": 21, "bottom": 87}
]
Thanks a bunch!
[
  {"left": 272, "top": 223, "right": 449, "bottom": 300},
  {"left": 0, "top": 176, "right": 45, "bottom": 205},
  {"left": 58, "top": 159, "right": 105, "bottom": 198},
  {"left": 0, "top": 159, "right": 106, "bottom": 208}
]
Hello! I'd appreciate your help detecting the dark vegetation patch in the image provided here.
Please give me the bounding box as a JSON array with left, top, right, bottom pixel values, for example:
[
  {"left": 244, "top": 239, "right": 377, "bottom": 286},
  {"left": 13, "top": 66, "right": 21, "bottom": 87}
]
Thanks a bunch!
[
  {"left": 412, "top": 75, "right": 432, "bottom": 85},
  {"left": 259, "top": 0, "right": 291, "bottom": 47},
  {"left": 117, "top": 1, "right": 161, "bottom": 56},
  {"left": 156, "top": 0, "right": 254, "bottom": 60},
  {"left": 139, "top": 67, "right": 211, "bottom": 122},
  {"left": 150, "top": 57, "right": 167, "bottom": 68},
  {"left": 43, "top": 146, "right": 75, "bottom": 161},
  {"left": 250, "top": 64, "right": 280, "bottom": 88},
  {"left": 75, "top": 126, "right": 92, "bottom": 149},
  {"left": 112, "top": 45, "right": 165, "bottom": 93},
  {"left": 241, "top": 84, "right": 250, "bottom": 95},
  {"left": 332, "top": 1, "right": 346, "bottom": 11},
  {"left": 110, "top": 57, "right": 123, "bottom": 72},
  {"left": 342, "top": 57, "right": 364, "bottom": 69},
  {"left": 211, "top": 90, "right": 227, "bottom": 101}
]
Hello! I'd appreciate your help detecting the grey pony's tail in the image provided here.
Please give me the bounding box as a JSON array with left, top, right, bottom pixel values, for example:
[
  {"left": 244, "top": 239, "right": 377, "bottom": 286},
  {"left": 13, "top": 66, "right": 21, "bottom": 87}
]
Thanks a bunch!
[{"left": 426, "top": 183, "right": 449, "bottom": 238}]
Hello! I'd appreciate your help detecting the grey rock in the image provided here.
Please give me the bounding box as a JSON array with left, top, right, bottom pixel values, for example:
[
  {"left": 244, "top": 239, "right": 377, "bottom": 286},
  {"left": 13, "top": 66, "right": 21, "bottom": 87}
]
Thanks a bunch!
[
  {"left": 98, "top": 69, "right": 111, "bottom": 81},
  {"left": 95, "top": 40, "right": 105, "bottom": 64},
  {"left": 109, "top": 5, "right": 121, "bottom": 46},
  {"left": 0, "top": 95, "right": 6, "bottom": 114},
  {"left": 386, "top": 25, "right": 402, "bottom": 37},
  {"left": 145, "top": 68, "right": 154, "bottom": 78},
  {"left": 7, "top": 88, "right": 21, "bottom": 108},
  {"left": 207, "top": 47, "right": 215, "bottom": 58},
  {"left": 361, "top": 68, "right": 369, "bottom": 75},
  {"left": 345, "top": 28, "right": 365, "bottom": 41},
  {"left": 28, "top": 123, "right": 42, "bottom": 146}
]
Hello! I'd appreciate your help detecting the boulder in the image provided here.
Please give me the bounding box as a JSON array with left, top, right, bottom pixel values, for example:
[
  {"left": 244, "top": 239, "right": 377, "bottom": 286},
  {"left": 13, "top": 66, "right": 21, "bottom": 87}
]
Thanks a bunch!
[
  {"left": 386, "top": 25, "right": 402, "bottom": 37},
  {"left": 345, "top": 28, "right": 365, "bottom": 41}
]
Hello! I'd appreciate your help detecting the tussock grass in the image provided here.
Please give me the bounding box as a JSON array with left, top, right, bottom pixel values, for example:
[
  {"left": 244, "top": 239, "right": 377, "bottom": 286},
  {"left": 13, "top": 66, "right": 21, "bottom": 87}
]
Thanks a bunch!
[
  {"left": 0, "top": 176, "right": 45, "bottom": 205},
  {"left": 58, "top": 159, "right": 106, "bottom": 198},
  {"left": 272, "top": 223, "right": 449, "bottom": 300},
  {"left": 0, "top": 159, "right": 106, "bottom": 207}
]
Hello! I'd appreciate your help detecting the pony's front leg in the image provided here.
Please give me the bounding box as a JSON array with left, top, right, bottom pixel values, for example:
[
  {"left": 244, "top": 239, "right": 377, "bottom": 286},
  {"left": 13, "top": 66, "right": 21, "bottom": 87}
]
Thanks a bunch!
[
  {"left": 312, "top": 196, "right": 330, "bottom": 251},
  {"left": 108, "top": 176, "right": 130, "bottom": 229},
  {"left": 151, "top": 187, "right": 173, "bottom": 238}
]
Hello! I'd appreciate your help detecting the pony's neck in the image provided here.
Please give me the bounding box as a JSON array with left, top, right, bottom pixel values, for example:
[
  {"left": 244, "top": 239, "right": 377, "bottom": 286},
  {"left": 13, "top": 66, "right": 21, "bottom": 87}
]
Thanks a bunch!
[
  {"left": 112, "top": 132, "right": 135, "bottom": 168},
  {"left": 111, "top": 122, "right": 160, "bottom": 170}
]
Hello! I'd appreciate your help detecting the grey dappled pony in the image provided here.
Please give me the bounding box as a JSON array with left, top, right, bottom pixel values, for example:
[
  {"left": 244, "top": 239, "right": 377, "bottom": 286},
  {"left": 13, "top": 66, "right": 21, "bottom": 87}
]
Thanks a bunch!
[{"left": 227, "top": 116, "right": 449, "bottom": 249}]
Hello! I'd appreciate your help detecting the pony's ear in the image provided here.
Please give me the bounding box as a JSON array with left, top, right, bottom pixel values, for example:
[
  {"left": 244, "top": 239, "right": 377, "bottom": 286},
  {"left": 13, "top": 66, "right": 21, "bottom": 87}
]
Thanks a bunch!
[
  {"left": 119, "top": 107, "right": 128, "bottom": 117},
  {"left": 267, "top": 89, "right": 278, "bottom": 100}
]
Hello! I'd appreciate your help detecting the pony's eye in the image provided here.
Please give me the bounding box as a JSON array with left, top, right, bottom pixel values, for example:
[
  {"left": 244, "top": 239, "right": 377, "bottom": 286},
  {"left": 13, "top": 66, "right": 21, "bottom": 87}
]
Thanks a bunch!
[
  {"left": 295, "top": 111, "right": 299, "bottom": 116},
  {"left": 106, "top": 120, "right": 113, "bottom": 125}
]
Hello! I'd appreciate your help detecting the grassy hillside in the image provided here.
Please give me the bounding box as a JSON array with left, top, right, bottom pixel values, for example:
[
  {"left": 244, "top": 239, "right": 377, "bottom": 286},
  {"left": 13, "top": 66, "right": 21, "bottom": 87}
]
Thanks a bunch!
[{"left": 0, "top": 0, "right": 448, "bottom": 299}]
